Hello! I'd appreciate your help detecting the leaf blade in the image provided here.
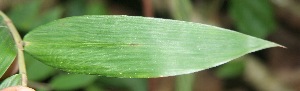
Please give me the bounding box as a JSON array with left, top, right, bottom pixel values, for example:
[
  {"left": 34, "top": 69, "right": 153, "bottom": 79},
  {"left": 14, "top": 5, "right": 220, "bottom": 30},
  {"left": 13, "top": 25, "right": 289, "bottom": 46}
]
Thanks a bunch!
[
  {"left": 24, "top": 15, "right": 281, "bottom": 78},
  {"left": 0, "top": 14, "right": 17, "bottom": 78},
  {"left": 0, "top": 74, "right": 22, "bottom": 89}
]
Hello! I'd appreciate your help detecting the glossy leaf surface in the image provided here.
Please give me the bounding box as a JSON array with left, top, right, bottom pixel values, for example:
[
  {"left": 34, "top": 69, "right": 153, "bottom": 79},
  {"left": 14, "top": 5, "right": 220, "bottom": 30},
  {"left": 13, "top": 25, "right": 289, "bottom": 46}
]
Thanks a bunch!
[
  {"left": 24, "top": 15, "right": 280, "bottom": 78},
  {"left": 0, "top": 15, "right": 17, "bottom": 78},
  {"left": 0, "top": 74, "right": 21, "bottom": 89}
]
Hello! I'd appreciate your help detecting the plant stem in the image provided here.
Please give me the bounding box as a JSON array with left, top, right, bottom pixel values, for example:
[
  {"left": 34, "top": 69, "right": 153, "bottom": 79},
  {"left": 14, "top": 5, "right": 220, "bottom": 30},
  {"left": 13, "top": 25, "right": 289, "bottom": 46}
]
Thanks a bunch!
[{"left": 0, "top": 11, "right": 27, "bottom": 86}]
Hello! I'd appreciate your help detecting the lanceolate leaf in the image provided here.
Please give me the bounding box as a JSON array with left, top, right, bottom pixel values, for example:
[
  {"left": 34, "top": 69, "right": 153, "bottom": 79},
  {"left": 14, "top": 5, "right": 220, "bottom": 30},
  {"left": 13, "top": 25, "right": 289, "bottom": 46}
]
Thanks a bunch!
[
  {"left": 0, "top": 15, "right": 17, "bottom": 78},
  {"left": 0, "top": 74, "right": 22, "bottom": 89},
  {"left": 24, "top": 15, "right": 281, "bottom": 78}
]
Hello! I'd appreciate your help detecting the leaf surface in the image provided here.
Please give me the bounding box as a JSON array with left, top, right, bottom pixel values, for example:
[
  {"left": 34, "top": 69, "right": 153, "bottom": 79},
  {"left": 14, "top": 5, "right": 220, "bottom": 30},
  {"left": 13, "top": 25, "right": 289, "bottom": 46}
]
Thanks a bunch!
[
  {"left": 24, "top": 15, "right": 281, "bottom": 78},
  {"left": 0, "top": 74, "right": 22, "bottom": 89},
  {"left": 0, "top": 15, "right": 17, "bottom": 78}
]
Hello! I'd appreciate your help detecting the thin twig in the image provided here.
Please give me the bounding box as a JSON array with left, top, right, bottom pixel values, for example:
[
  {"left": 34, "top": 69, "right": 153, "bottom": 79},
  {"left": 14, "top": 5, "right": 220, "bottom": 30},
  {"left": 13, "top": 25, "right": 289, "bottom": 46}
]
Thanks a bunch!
[{"left": 0, "top": 11, "right": 27, "bottom": 86}]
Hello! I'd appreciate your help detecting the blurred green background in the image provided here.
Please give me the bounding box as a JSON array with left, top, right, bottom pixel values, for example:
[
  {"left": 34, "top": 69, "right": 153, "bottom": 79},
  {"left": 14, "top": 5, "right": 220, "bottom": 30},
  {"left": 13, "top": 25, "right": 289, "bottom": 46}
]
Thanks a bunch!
[{"left": 1, "top": 0, "right": 300, "bottom": 91}]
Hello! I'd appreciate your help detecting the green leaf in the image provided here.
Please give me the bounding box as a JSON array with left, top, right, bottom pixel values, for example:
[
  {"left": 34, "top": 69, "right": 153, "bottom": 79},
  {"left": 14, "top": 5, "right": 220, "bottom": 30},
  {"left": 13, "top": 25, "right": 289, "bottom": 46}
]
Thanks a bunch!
[
  {"left": 8, "top": 0, "right": 42, "bottom": 31},
  {"left": 229, "top": 0, "right": 276, "bottom": 38},
  {"left": 0, "top": 15, "right": 17, "bottom": 78},
  {"left": 0, "top": 74, "right": 22, "bottom": 89},
  {"left": 85, "top": 0, "right": 107, "bottom": 15},
  {"left": 8, "top": 0, "right": 62, "bottom": 32},
  {"left": 65, "top": 0, "right": 86, "bottom": 16},
  {"left": 49, "top": 74, "right": 97, "bottom": 90},
  {"left": 25, "top": 52, "right": 56, "bottom": 81},
  {"left": 24, "top": 15, "right": 281, "bottom": 78},
  {"left": 85, "top": 84, "right": 105, "bottom": 91},
  {"left": 216, "top": 57, "right": 245, "bottom": 79},
  {"left": 33, "top": 6, "right": 63, "bottom": 29},
  {"left": 65, "top": 0, "right": 108, "bottom": 17},
  {"left": 97, "top": 77, "right": 147, "bottom": 91}
]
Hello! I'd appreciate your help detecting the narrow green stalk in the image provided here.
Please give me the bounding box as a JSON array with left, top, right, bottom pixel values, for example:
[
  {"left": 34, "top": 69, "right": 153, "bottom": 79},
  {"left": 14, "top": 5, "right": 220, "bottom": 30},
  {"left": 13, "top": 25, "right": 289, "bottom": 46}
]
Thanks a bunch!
[{"left": 0, "top": 11, "right": 27, "bottom": 86}]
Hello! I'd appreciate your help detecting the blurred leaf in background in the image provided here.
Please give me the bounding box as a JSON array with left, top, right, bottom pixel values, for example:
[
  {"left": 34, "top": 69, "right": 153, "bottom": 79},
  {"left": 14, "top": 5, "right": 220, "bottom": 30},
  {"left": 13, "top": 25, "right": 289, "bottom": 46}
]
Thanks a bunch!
[
  {"left": 25, "top": 53, "right": 56, "bottom": 81},
  {"left": 229, "top": 0, "right": 277, "bottom": 38},
  {"left": 8, "top": 0, "right": 63, "bottom": 33},
  {"left": 216, "top": 57, "right": 245, "bottom": 79},
  {"left": 65, "top": 0, "right": 85, "bottom": 16},
  {"left": 85, "top": 84, "right": 105, "bottom": 91},
  {"left": 65, "top": 0, "right": 107, "bottom": 16},
  {"left": 49, "top": 74, "right": 97, "bottom": 91},
  {"left": 97, "top": 77, "right": 147, "bottom": 91},
  {"left": 169, "top": 0, "right": 193, "bottom": 21},
  {"left": 85, "top": 0, "right": 108, "bottom": 15}
]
